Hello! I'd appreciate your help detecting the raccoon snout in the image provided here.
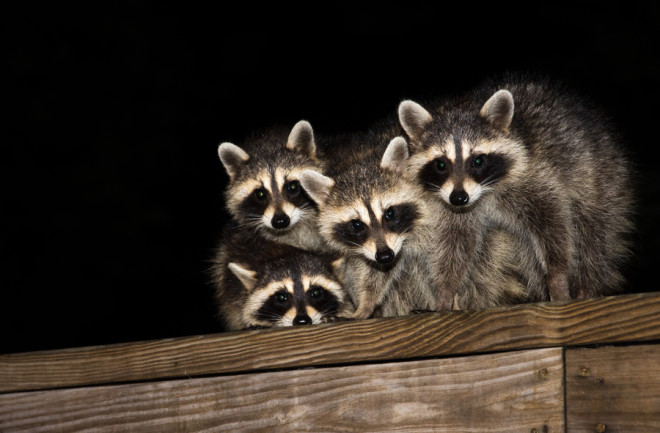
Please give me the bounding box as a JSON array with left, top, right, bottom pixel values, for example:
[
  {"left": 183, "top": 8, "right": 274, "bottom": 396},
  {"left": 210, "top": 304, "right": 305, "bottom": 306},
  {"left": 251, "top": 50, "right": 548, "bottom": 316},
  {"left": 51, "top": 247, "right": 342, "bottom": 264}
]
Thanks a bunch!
[
  {"left": 375, "top": 248, "right": 395, "bottom": 264},
  {"left": 449, "top": 190, "right": 470, "bottom": 206},
  {"left": 293, "top": 314, "right": 312, "bottom": 325},
  {"left": 271, "top": 213, "right": 291, "bottom": 229}
]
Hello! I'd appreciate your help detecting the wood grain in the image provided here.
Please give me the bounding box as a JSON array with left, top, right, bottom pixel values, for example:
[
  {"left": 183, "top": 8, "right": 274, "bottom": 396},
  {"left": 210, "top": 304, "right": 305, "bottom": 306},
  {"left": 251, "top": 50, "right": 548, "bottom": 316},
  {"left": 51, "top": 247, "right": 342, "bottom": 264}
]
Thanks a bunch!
[
  {"left": 566, "top": 344, "right": 660, "bottom": 433},
  {"left": 0, "top": 348, "right": 565, "bottom": 433},
  {"left": 1, "top": 292, "right": 659, "bottom": 393}
]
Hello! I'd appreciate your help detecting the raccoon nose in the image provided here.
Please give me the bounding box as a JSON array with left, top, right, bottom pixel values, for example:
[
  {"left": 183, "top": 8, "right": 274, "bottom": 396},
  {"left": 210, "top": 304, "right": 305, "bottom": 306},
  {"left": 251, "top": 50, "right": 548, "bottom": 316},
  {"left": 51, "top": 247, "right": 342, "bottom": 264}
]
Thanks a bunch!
[
  {"left": 449, "top": 190, "right": 470, "bottom": 206},
  {"left": 376, "top": 248, "right": 395, "bottom": 264},
  {"left": 293, "top": 314, "right": 312, "bottom": 326},
  {"left": 271, "top": 213, "right": 290, "bottom": 229}
]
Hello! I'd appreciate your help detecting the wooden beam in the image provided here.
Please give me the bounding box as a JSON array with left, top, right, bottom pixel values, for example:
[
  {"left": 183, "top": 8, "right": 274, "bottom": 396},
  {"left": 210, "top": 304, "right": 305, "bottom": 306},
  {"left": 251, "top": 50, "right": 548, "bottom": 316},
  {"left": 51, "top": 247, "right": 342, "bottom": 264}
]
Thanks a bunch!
[
  {"left": 566, "top": 344, "right": 660, "bottom": 433},
  {"left": 0, "top": 348, "right": 564, "bottom": 433},
  {"left": 1, "top": 292, "right": 659, "bottom": 393}
]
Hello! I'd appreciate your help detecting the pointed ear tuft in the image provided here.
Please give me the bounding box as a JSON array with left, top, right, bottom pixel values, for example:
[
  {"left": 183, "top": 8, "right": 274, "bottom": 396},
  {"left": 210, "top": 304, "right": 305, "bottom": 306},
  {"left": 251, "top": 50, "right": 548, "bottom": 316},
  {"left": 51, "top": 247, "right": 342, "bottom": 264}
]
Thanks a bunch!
[
  {"left": 398, "top": 100, "right": 433, "bottom": 139},
  {"left": 228, "top": 262, "right": 258, "bottom": 292},
  {"left": 286, "top": 120, "right": 316, "bottom": 158},
  {"left": 479, "top": 89, "right": 514, "bottom": 132},
  {"left": 218, "top": 142, "right": 250, "bottom": 179},
  {"left": 299, "top": 169, "right": 334, "bottom": 205},
  {"left": 381, "top": 136, "right": 410, "bottom": 173}
]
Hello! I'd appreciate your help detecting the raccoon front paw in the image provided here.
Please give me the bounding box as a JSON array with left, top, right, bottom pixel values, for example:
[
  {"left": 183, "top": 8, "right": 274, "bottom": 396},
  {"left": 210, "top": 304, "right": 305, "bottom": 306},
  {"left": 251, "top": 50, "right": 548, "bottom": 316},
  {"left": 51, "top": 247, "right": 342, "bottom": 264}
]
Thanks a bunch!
[
  {"left": 324, "top": 315, "right": 354, "bottom": 323},
  {"left": 243, "top": 324, "right": 268, "bottom": 331},
  {"left": 336, "top": 311, "right": 359, "bottom": 321},
  {"left": 409, "top": 309, "right": 437, "bottom": 315}
]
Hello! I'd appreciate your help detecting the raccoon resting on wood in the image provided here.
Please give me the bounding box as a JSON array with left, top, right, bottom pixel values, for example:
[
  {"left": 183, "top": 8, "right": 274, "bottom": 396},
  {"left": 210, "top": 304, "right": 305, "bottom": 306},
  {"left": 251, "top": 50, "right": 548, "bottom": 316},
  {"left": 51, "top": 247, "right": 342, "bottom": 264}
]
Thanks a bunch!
[
  {"left": 394, "top": 74, "right": 635, "bottom": 307},
  {"left": 210, "top": 220, "right": 352, "bottom": 330}
]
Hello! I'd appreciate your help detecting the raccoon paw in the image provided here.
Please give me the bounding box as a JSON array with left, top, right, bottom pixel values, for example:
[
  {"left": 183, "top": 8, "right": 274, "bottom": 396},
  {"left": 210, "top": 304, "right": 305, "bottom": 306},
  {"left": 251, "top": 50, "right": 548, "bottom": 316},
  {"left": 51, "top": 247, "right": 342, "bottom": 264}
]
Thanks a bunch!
[
  {"left": 243, "top": 325, "right": 268, "bottom": 331},
  {"left": 409, "top": 309, "right": 437, "bottom": 315},
  {"left": 336, "top": 311, "right": 358, "bottom": 321},
  {"left": 324, "top": 315, "right": 354, "bottom": 323}
]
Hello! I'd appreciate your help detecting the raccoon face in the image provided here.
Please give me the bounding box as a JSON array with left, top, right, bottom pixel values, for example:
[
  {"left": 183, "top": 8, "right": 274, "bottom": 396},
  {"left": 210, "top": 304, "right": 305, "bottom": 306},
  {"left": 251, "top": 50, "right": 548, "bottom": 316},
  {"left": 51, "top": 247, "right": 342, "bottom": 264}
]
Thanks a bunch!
[
  {"left": 300, "top": 138, "right": 422, "bottom": 270},
  {"left": 227, "top": 167, "right": 317, "bottom": 233},
  {"left": 414, "top": 137, "right": 513, "bottom": 207},
  {"left": 324, "top": 194, "right": 420, "bottom": 270},
  {"left": 218, "top": 120, "right": 322, "bottom": 235},
  {"left": 232, "top": 267, "right": 345, "bottom": 328},
  {"left": 398, "top": 92, "right": 526, "bottom": 209}
]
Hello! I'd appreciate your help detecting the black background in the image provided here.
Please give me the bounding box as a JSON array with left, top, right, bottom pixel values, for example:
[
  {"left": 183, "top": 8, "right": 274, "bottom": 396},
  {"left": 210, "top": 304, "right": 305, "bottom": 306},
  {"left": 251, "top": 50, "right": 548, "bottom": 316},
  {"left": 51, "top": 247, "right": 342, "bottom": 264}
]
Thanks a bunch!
[{"left": 4, "top": 4, "right": 659, "bottom": 354}]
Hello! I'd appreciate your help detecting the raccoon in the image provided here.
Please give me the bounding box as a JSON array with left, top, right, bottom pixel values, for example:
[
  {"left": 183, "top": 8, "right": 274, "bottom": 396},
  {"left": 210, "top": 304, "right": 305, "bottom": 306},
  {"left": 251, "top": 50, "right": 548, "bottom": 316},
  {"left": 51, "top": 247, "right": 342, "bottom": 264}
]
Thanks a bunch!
[
  {"left": 217, "top": 120, "right": 329, "bottom": 252},
  {"left": 210, "top": 220, "right": 352, "bottom": 330},
  {"left": 300, "top": 121, "right": 441, "bottom": 319},
  {"left": 396, "top": 74, "right": 635, "bottom": 303}
]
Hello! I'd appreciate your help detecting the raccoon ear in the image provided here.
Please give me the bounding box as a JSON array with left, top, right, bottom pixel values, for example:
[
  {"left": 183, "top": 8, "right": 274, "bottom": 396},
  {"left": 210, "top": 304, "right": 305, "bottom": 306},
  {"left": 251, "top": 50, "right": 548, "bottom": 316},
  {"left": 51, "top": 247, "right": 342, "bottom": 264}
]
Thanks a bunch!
[
  {"left": 381, "top": 136, "right": 409, "bottom": 174},
  {"left": 331, "top": 257, "right": 346, "bottom": 284},
  {"left": 218, "top": 142, "right": 250, "bottom": 180},
  {"left": 398, "top": 100, "right": 433, "bottom": 139},
  {"left": 286, "top": 120, "right": 316, "bottom": 158},
  {"left": 480, "top": 89, "right": 514, "bottom": 132},
  {"left": 299, "top": 169, "right": 335, "bottom": 205},
  {"left": 228, "top": 262, "right": 258, "bottom": 292}
]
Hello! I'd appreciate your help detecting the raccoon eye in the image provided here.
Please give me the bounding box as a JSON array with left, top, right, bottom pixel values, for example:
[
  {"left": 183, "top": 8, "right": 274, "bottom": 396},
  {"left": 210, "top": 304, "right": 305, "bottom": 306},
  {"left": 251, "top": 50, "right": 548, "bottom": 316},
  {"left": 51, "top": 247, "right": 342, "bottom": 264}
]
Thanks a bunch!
[
  {"left": 274, "top": 291, "right": 288, "bottom": 303},
  {"left": 384, "top": 207, "right": 396, "bottom": 222},
  {"left": 435, "top": 158, "right": 448, "bottom": 172},
  {"left": 254, "top": 188, "right": 267, "bottom": 201},
  {"left": 309, "top": 285, "right": 325, "bottom": 298},
  {"left": 286, "top": 180, "right": 300, "bottom": 196},
  {"left": 472, "top": 155, "right": 485, "bottom": 167},
  {"left": 351, "top": 219, "right": 365, "bottom": 231}
]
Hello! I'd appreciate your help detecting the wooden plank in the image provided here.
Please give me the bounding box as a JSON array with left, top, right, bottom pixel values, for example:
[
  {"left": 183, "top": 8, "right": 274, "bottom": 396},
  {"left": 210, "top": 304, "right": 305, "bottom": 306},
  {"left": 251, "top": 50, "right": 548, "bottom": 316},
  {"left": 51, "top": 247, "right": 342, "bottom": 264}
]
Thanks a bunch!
[
  {"left": 1, "top": 292, "right": 659, "bottom": 393},
  {"left": 0, "top": 348, "right": 564, "bottom": 433},
  {"left": 566, "top": 344, "right": 660, "bottom": 433}
]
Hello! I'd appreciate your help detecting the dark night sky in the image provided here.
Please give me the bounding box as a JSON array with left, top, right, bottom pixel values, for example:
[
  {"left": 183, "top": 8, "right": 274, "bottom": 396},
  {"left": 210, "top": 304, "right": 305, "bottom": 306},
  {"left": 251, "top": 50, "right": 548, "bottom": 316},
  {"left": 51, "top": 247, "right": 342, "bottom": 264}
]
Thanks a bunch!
[{"left": 4, "top": 4, "right": 660, "bottom": 354}]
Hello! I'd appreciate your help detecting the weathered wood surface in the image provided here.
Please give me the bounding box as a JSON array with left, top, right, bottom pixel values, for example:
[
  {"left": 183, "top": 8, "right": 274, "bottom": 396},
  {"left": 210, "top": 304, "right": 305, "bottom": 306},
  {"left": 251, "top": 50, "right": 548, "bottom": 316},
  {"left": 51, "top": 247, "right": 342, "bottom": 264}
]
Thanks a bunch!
[
  {"left": 1, "top": 292, "right": 659, "bottom": 393},
  {"left": 566, "top": 344, "right": 660, "bottom": 433},
  {"left": 0, "top": 348, "right": 564, "bottom": 433}
]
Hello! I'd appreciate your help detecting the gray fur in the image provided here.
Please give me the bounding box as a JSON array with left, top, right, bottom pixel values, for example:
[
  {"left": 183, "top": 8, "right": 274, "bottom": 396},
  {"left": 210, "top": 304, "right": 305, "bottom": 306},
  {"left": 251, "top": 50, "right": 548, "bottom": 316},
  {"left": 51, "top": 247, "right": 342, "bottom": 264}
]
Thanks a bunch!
[
  {"left": 398, "top": 75, "right": 635, "bottom": 307},
  {"left": 381, "top": 140, "right": 529, "bottom": 309}
]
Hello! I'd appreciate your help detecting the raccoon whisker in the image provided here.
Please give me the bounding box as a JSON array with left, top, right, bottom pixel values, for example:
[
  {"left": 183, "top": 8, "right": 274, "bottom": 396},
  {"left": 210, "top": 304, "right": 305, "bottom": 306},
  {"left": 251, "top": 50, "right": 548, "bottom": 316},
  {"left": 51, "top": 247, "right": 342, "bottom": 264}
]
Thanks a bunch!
[
  {"left": 297, "top": 204, "right": 317, "bottom": 215},
  {"left": 231, "top": 219, "right": 265, "bottom": 241},
  {"left": 479, "top": 170, "right": 507, "bottom": 188},
  {"left": 425, "top": 181, "right": 444, "bottom": 193},
  {"left": 239, "top": 222, "right": 262, "bottom": 234},
  {"left": 343, "top": 239, "right": 365, "bottom": 249},
  {"left": 233, "top": 219, "right": 262, "bottom": 229},
  {"left": 235, "top": 214, "right": 265, "bottom": 229},
  {"left": 315, "top": 306, "right": 338, "bottom": 316},
  {"left": 238, "top": 214, "right": 263, "bottom": 223},
  {"left": 233, "top": 218, "right": 262, "bottom": 231},
  {"left": 245, "top": 229, "right": 264, "bottom": 242},
  {"left": 253, "top": 312, "right": 285, "bottom": 323},
  {"left": 393, "top": 227, "right": 412, "bottom": 246}
]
